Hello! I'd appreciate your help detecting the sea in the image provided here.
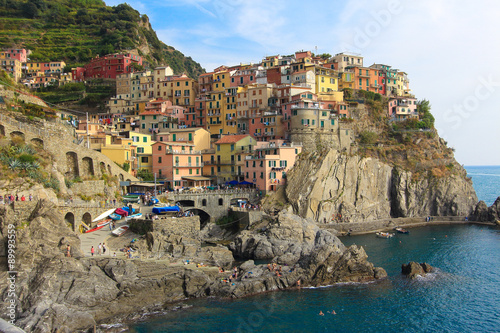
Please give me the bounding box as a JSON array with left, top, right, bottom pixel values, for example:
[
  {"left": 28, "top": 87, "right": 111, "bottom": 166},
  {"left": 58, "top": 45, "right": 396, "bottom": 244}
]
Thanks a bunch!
[{"left": 126, "top": 166, "right": 500, "bottom": 333}]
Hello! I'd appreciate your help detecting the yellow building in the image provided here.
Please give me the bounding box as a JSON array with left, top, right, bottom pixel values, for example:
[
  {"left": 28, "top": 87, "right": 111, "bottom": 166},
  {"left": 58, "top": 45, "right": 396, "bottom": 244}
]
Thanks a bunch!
[
  {"left": 309, "top": 65, "right": 339, "bottom": 94},
  {"left": 0, "top": 58, "right": 22, "bottom": 82},
  {"left": 126, "top": 132, "right": 155, "bottom": 172},
  {"left": 100, "top": 143, "right": 136, "bottom": 172},
  {"left": 214, "top": 134, "right": 256, "bottom": 184}
]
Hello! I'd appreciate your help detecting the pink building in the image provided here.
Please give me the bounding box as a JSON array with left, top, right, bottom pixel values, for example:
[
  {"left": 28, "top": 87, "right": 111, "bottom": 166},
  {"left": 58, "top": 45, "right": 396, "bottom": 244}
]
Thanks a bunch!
[
  {"left": 152, "top": 142, "right": 209, "bottom": 189},
  {"left": 243, "top": 140, "right": 302, "bottom": 192},
  {"left": 388, "top": 96, "right": 418, "bottom": 120},
  {"left": 71, "top": 67, "right": 85, "bottom": 82},
  {"left": 0, "top": 49, "right": 27, "bottom": 63}
]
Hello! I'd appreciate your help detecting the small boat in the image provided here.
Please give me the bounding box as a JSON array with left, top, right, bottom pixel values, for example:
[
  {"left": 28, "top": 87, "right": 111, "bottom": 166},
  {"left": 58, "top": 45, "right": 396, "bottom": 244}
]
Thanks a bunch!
[
  {"left": 114, "top": 208, "right": 129, "bottom": 217},
  {"left": 92, "top": 208, "right": 116, "bottom": 223},
  {"left": 97, "top": 218, "right": 112, "bottom": 227},
  {"left": 85, "top": 224, "right": 105, "bottom": 233},
  {"left": 126, "top": 213, "right": 142, "bottom": 220},
  {"left": 394, "top": 227, "right": 409, "bottom": 234},
  {"left": 112, "top": 225, "right": 129, "bottom": 237},
  {"left": 152, "top": 205, "right": 181, "bottom": 215},
  {"left": 109, "top": 213, "right": 122, "bottom": 220},
  {"left": 376, "top": 232, "right": 395, "bottom": 238}
]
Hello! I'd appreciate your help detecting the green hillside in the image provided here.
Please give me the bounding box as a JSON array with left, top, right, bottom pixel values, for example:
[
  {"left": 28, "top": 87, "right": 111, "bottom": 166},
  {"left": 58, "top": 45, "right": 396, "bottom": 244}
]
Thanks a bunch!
[{"left": 0, "top": 0, "right": 205, "bottom": 78}]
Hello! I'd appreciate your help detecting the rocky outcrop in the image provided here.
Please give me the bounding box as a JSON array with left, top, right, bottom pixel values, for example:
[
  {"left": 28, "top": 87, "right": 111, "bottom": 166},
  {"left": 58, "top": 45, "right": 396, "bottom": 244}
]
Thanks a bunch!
[
  {"left": 230, "top": 211, "right": 386, "bottom": 286},
  {"left": 285, "top": 150, "right": 477, "bottom": 225},
  {"left": 470, "top": 197, "right": 500, "bottom": 223},
  {"left": 0, "top": 202, "right": 385, "bottom": 332},
  {"left": 401, "top": 262, "right": 433, "bottom": 279}
]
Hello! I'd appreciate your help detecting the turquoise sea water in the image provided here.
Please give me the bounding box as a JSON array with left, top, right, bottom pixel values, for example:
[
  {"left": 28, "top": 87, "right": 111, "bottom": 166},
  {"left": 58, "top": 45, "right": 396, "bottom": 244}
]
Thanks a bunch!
[
  {"left": 128, "top": 168, "right": 500, "bottom": 333},
  {"left": 465, "top": 165, "right": 500, "bottom": 206}
]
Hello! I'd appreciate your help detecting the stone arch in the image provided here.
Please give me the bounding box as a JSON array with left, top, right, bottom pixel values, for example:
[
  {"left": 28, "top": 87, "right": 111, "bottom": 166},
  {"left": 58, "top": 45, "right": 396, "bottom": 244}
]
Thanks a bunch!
[
  {"left": 10, "top": 131, "right": 25, "bottom": 142},
  {"left": 202, "top": 199, "right": 207, "bottom": 206},
  {"left": 64, "top": 212, "right": 75, "bottom": 231},
  {"left": 218, "top": 198, "right": 223, "bottom": 206},
  {"left": 0, "top": 124, "right": 5, "bottom": 137},
  {"left": 107, "top": 164, "right": 112, "bottom": 175},
  {"left": 82, "top": 157, "right": 94, "bottom": 177},
  {"left": 65, "top": 152, "right": 79, "bottom": 178},
  {"left": 119, "top": 174, "right": 124, "bottom": 181},
  {"left": 177, "top": 200, "right": 195, "bottom": 207},
  {"left": 82, "top": 212, "right": 92, "bottom": 228},
  {"left": 188, "top": 208, "right": 211, "bottom": 227},
  {"left": 100, "top": 162, "right": 106, "bottom": 174},
  {"left": 30, "top": 137, "right": 43, "bottom": 148}
]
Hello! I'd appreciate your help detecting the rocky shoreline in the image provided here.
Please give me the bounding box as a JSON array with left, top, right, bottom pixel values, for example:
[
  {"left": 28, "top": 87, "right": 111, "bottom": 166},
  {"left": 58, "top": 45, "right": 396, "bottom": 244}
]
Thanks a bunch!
[{"left": 0, "top": 201, "right": 386, "bottom": 332}]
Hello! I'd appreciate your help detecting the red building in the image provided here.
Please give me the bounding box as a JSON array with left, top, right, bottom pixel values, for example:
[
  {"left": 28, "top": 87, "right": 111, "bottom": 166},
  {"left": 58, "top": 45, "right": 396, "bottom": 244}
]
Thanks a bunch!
[{"left": 72, "top": 53, "right": 142, "bottom": 81}]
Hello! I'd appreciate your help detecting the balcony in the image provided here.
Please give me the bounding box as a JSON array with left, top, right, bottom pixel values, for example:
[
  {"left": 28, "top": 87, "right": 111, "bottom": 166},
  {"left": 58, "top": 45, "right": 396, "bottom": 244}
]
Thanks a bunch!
[
  {"left": 203, "top": 160, "right": 217, "bottom": 165},
  {"left": 174, "top": 163, "right": 201, "bottom": 167}
]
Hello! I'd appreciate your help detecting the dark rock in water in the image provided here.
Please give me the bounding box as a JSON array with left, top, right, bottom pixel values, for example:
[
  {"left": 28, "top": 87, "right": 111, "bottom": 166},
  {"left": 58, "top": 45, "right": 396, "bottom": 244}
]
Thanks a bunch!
[
  {"left": 402, "top": 262, "right": 432, "bottom": 279},
  {"left": 470, "top": 197, "right": 500, "bottom": 223}
]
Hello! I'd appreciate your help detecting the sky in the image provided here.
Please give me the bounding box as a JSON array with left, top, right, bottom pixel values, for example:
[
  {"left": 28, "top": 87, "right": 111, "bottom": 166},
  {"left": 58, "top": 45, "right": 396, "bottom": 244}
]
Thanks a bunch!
[{"left": 105, "top": 0, "right": 500, "bottom": 166}]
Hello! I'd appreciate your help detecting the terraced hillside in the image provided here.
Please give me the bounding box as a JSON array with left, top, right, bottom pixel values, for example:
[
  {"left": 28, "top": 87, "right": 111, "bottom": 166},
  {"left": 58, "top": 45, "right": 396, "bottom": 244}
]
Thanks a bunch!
[{"left": 0, "top": 0, "right": 205, "bottom": 78}]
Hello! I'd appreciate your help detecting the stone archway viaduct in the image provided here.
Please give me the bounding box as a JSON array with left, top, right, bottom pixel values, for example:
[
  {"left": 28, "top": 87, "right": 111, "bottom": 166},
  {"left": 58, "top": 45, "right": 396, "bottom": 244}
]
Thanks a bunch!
[
  {"left": 0, "top": 113, "right": 136, "bottom": 182},
  {"left": 164, "top": 190, "right": 258, "bottom": 222}
]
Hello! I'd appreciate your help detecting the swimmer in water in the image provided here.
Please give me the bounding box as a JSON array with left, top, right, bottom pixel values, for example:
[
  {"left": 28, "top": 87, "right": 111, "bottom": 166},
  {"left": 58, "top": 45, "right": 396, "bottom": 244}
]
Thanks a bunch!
[{"left": 319, "top": 311, "right": 324, "bottom": 316}]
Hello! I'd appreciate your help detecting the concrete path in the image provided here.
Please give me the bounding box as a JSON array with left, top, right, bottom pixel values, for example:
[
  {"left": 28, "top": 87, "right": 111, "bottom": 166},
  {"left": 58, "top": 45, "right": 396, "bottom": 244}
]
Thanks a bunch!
[{"left": 79, "top": 205, "right": 155, "bottom": 257}]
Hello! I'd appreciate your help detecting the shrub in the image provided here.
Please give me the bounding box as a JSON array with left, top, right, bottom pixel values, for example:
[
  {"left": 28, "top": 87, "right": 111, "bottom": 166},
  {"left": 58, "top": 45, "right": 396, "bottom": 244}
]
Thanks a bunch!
[{"left": 359, "top": 131, "right": 378, "bottom": 145}]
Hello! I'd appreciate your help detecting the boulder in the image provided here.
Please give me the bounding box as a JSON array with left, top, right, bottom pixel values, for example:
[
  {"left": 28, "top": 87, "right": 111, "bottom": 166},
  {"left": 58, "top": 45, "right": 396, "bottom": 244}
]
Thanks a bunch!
[{"left": 402, "top": 262, "right": 432, "bottom": 279}]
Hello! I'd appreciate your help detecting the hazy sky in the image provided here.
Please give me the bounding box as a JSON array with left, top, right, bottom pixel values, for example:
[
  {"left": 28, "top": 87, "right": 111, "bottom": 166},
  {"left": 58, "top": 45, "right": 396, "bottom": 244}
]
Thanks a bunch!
[{"left": 106, "top": 0, "right": 500, "bottom": 165}]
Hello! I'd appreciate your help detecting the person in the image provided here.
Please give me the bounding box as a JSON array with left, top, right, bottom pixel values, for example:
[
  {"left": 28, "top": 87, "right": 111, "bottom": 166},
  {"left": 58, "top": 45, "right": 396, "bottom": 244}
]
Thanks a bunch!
[
  {"left": 319, "top": 311, "right": 324, "bottom": 316},
  {"left": 113, "top": 199, "right": 116, "bottom": 206},
  {"left": 15, "top": 194, "right": 18, "bottom": 201},
  {"left": 109, "top": 222, "right": 113, "bottom": 231},
  {"left": 29, "top": 194, "right": 33, "bottom": 201},
  {"left": 98, "top": 243, "right": 102, "bottom": 255},
  {"left": 102, "top": 243, "right": 106, "bottom": 255},
  {"left": 297, "top": 279, "right": 301, "bottom": 288},
  {"left": 91, "top": 246, "right": 95, "bottom": 256},
  {"left": 66, "top": 244, "right": 71, "bottom": 257},
  {"left": 113, "top": 252, "right": 116, "bottom": 257},
  {"left": 21, "top": 195, "right": 25, "bottom": 201}
]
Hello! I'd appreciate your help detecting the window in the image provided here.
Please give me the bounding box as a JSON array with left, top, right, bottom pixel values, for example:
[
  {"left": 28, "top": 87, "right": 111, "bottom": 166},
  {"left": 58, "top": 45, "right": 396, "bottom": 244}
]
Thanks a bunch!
[
  {"left": 176, "top": 169, "right": 179, "bottom": 175},
  {"left": 157, "top": 145, "right": 161, "bottom": 151},
  {"left": 141, "top": 123, "right": 145, "bottom": 129},
  {"left": 231, "top": 144, "right": 234, "bottom": 151},
  {"left": 202, "top": 199, "right": 207, "bottom": 206},
  {"left": 141, "top": 157, "right": 148, "bottom": 163},
  {"left": 218, "top": 198, "right": 223, "bottom": 205},
  {"left": 189, "top": 169, "right": 192, "bottom": 174},
  {"left": 137, "top": 147, "right": 144, "bottom": 153},
  {"left": 217, "top": 145, "right": 220, "bottom": 151},
  {"left": 158, "top": 156, "right": 162, "bottom": 163},
  {"left": 143, "top": 137, "right": 147, "bottom": 143}
]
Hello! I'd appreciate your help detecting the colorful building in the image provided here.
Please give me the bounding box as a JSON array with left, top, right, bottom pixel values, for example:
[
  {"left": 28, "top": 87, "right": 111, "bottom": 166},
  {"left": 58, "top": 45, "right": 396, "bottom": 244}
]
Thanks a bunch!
[
  {"left": 243, "top": 140, "right": 302, "bottom": 192},
  {"left": 213, "top": 135, "right": 256, "bottom": 184},
  {"left": 388, "top": 96, "right": 418, "bottom": 120},
  {"left": 74, "top": 53, "right": 142, "bottom": 80},
  {"left": 0, "top": 49, "right": 28, "bottom": 63}
]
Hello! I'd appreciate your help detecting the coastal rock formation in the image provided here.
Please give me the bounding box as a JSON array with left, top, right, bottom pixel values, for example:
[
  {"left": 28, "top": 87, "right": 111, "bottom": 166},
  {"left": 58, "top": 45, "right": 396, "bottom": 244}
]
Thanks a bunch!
[
  {"left": 230, "top": 211, "right": 386, "bottom": 285},
  {"left": 0, "top": 202, "right": 386, "bottom": 332},
  {"left": 285, "top": 150, "right": 477, "bottom": 224},
  {"left": 401, "top": 262, "right": 433, "bottom": 279},
  {"left": 470, "top": 197, "right": 500, "bottom": 223}
]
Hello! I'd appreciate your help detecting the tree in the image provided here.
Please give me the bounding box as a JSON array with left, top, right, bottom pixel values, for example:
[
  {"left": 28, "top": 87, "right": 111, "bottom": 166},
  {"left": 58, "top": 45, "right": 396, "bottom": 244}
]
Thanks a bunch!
[
  {"left": 417, "top": 99, "right": 434, "bottom": 128},
  {"left": 137, "top": 169, "right": 154, "bottom": 181}
]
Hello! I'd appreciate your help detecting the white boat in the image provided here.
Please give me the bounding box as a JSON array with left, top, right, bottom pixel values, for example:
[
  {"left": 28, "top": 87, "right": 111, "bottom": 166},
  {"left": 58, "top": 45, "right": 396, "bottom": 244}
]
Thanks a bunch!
[
  {"left": 112, "top": 225, "right": 129, "bottom": 237},
  {"left": 376, "top": 232, "right": 395, "bottom": 238},
  {"left": 126, "top": 213, "right": 142, "bottom": 220},
  {"left": 92, "top": 208, "right": 116, "bottom": 222}
]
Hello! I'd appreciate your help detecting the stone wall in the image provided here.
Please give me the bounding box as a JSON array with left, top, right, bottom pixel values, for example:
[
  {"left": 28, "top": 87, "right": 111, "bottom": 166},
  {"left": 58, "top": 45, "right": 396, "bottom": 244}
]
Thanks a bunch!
[
  {"left": 70, "top": 180, "right": 105, "bottom": 197},
  {"left": 0, "top": 85, "right": 47, "bottom": 107},
  {"left": 290, "top": 128, "right": 341, "bottom": 152},
  {"left": 0, "top": 113, "right": 137, "bottom": 183}
]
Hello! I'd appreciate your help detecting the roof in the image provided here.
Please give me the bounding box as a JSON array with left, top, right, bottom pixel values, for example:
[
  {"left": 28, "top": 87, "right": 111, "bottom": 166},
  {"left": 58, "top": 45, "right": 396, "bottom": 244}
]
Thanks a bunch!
[
  {"left": 215, "top": 135, "right": 250, "bottom": 144},
  {"left": 181, "top": 176, "right": 212, "bottom": 181}
]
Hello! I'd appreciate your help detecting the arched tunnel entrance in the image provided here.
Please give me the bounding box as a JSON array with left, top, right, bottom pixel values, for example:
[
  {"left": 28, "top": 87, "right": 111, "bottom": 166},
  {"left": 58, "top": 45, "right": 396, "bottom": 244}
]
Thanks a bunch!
[
  {"left": 64, "top": 212, "right": 75, "bottom": 231},
  {"left": 82, "top": 212, "right": 92, "bottom": 228},
  {"left": 176, "top": 200, "right": 195, "bottom": 207},
  {"left": 185, "top": 208, "right": 211, "bottom": 228}
]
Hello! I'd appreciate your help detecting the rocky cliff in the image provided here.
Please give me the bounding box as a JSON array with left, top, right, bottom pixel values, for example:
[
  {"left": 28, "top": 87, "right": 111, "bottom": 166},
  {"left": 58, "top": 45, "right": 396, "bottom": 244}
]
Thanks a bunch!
[
  {"left": 285, "top": 149, "right": 477, "bottom": 225},
  {"left": 0, "top": 202, "right": 385, "bottom": 332},
  {"left": 470, "top": 197, "right": 500, "bottom": 223}
]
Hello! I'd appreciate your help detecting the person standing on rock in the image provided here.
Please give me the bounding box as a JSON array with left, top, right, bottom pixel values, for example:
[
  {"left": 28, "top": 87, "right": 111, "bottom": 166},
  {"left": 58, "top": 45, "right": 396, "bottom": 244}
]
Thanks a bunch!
[
  {"left": 102, "top": 243, "right": 107, "bottom": 255},
  {"left": 29, "top": 194, "right": 33, "bottom": 201},
  {"left": 98, "top": 243, "right": 102, "bottom": 255},
  {"left": 91, "top": 246, "right": 95, "bottom": 256},
  {"left": 66, "top": 244, "right": 71, "bottom": 257}
]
